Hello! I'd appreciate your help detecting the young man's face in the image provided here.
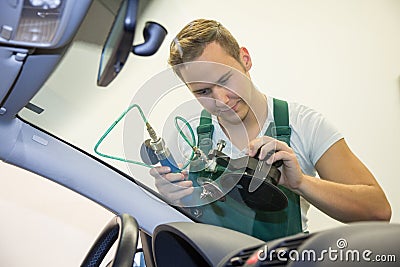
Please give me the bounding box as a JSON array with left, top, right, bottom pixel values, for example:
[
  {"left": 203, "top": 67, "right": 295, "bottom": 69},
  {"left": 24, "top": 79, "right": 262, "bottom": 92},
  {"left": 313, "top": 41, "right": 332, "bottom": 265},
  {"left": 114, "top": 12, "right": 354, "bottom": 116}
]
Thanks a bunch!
[{"left": 178, "top": 42, "right": 254, "bottom": 125}]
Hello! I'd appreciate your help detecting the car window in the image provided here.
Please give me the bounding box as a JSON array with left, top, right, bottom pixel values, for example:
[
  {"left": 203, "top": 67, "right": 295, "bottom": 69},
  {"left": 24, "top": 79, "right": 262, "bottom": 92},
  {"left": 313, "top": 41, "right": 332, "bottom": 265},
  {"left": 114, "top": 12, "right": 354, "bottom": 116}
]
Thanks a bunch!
[
  {"left": 18, "top": 0, "right": 267, "bottom": 239},
  {"left": 19, "top": 0, "right": 142, "bottom": 178},
  {"left": 16, "top": 0, "right": 199, "bottom": 212},
  {"left": 18, "top": 0, "right": 400, "bottom": 243},
  {"left": 18, "top": 0, "right": 196, "bottom": 189}
]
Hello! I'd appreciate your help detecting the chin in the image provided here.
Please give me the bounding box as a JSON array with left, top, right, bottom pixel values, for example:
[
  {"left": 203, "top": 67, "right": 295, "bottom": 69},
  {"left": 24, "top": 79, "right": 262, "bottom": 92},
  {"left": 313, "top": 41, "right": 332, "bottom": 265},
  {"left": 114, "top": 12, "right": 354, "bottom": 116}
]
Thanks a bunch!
[
  {"left": 225, "top": 117, "right": 243, "bottom": 125},
  {"left": 219, "top": 111, "right": 246, "bottom": 125}
]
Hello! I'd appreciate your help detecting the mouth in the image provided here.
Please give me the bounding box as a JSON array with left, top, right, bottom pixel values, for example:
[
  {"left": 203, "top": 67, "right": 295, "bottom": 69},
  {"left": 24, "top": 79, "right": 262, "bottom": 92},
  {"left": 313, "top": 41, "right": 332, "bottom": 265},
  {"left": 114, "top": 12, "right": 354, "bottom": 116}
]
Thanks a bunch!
[{"left": 218, "top": 100, "right": 241, "bottom": 113}]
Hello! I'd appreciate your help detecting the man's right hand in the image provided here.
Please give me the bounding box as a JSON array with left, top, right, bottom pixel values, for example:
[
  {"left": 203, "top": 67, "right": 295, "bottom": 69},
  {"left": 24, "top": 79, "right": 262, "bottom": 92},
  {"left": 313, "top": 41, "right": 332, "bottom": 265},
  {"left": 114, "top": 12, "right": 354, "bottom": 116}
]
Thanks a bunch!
[{"left": 150, "top": 166, "right": 194, "bottom": 204}]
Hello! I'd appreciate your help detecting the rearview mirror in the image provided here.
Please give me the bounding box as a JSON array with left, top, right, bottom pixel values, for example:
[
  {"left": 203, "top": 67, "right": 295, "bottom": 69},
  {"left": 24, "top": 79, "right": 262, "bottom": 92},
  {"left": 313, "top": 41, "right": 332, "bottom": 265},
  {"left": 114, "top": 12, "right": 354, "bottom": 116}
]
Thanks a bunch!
[{"left": 97, "top": 0, "right": 167, "bottom": 87}]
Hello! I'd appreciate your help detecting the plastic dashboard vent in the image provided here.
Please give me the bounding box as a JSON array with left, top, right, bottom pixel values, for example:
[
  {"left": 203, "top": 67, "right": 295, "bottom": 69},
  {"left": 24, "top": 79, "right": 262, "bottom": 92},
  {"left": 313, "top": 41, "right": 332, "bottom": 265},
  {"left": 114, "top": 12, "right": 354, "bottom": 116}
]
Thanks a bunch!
[
  {"left": 224, "top": 234, "right": 312, "bottom": 266},
  {"left": 258, "top": 234, "right": 313, "bottom": 266},
  {"left": 224, "top": 246, "right": 261, "bottom": 267}
]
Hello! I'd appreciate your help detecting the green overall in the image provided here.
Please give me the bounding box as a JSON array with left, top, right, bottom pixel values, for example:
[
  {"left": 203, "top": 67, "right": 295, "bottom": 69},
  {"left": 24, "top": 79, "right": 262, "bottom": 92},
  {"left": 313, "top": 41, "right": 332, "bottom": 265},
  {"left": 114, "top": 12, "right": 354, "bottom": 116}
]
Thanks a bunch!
[{"left": 189, "top": 98, "right": 302, "bottom": 242}]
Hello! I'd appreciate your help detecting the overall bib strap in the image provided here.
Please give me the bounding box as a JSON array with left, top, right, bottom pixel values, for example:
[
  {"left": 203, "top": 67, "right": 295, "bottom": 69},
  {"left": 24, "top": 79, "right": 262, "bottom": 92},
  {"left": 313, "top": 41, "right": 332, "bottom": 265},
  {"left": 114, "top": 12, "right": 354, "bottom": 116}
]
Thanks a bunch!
[
  {"left": 273, "top": 98, "right": 292, "bottom": 146},
  {"left": 251, "top": 98, "right": 303, "bottom": 241},
  {"left": 196, "top": 109, "right": 214, "bottom": 155}
]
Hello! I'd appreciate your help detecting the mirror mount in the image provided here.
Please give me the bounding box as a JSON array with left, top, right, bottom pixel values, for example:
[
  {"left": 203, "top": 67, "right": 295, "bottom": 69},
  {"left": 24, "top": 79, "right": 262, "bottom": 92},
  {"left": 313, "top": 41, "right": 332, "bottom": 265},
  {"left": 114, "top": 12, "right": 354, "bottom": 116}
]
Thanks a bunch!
[
  {"left": 132, "top": 22, "right": 167, "bottom": 56},
  {"left": 97, "top": 0, "right": 168, "bottom": 87}
]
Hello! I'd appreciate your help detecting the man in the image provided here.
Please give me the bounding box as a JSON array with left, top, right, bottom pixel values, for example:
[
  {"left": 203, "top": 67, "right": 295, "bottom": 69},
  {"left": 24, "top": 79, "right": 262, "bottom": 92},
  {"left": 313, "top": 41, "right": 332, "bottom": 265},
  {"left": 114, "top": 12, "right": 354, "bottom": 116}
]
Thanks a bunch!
[{"left": 150, "top": 19, "right": 391, "bottom": 241}]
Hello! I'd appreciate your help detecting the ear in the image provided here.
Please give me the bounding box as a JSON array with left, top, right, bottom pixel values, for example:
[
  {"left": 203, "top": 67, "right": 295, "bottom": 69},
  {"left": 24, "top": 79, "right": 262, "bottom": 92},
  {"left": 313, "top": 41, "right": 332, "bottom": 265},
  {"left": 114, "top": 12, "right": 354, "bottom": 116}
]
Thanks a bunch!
[{"left": 240, "top": 47, "right": 252, "bottom": 71}]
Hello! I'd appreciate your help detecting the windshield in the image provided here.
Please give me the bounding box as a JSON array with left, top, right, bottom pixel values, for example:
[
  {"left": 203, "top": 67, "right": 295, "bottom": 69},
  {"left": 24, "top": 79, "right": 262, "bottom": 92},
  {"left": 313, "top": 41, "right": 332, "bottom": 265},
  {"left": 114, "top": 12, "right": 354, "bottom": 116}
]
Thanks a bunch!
[
  {"left": 19, "top": 0, "right": 279, "bottom": 240},
  {"left": 18, "top": 0, "right": 399, "bottom": 242}
]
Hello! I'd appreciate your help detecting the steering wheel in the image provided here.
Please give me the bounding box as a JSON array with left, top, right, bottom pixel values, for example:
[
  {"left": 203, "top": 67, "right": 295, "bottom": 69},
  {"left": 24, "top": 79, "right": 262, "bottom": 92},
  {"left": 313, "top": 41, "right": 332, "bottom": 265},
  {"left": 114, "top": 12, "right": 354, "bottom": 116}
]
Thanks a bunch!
[{"left": 81, "top": 213, "right": 139, "bottom": 267}]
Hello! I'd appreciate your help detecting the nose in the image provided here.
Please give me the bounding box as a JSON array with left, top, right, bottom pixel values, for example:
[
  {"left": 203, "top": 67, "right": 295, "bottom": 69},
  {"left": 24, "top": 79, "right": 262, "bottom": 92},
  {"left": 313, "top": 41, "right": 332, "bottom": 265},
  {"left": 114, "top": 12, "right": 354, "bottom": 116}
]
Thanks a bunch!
[{"left": 213, "top": 86, "right": 230, "bottom": 107}]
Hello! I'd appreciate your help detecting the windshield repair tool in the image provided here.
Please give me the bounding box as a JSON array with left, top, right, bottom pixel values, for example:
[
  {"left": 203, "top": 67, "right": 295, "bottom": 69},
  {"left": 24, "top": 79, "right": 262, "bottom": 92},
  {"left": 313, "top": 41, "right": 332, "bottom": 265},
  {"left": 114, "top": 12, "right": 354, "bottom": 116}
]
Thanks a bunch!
[
  {"left": 144, "top": 122, "right": 181, "bottom": 173},
  {"left": 207, "top": 140, "right": 288, "bottom": 212},
  {"left": 95, "top": 104, "right": 285, "bottom": 209}
]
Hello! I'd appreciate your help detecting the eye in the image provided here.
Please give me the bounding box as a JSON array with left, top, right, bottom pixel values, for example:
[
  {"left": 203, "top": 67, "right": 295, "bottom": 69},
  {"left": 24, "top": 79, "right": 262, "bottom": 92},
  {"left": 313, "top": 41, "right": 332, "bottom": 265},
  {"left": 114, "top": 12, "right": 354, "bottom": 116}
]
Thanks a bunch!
[{"left": 194, "top": 88, "right": 212, "bottom": 96}]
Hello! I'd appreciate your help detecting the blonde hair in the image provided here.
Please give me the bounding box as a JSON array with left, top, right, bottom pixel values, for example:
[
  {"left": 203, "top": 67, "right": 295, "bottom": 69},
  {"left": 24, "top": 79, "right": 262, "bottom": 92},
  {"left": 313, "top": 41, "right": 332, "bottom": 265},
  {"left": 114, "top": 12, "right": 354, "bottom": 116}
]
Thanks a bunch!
[{"left": 169, "top": 19, "right": 243, "bottom": 67}]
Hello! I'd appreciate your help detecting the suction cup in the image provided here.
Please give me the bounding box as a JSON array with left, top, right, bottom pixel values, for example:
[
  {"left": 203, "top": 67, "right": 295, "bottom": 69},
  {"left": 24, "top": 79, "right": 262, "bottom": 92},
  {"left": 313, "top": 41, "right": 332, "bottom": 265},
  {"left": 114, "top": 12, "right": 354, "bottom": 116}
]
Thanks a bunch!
[
  {"left": 219, "top": 172, "right": 288, "bottom": 212},
  {"left": 197, "top": 177, "right": 226, "bottom": 202}
]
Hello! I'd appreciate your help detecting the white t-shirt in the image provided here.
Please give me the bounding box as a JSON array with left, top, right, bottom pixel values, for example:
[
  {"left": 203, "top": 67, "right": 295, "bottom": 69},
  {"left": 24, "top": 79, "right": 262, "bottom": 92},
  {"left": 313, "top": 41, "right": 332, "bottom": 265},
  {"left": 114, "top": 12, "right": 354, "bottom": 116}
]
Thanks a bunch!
[{"left": 173, "top": 96, "right": 343, "bottom": 231}]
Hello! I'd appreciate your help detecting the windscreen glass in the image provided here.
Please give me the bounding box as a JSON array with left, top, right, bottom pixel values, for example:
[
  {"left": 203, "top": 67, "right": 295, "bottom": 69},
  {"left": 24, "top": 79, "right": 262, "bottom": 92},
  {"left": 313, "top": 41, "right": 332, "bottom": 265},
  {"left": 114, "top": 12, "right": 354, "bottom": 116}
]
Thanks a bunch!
[
  {"left": 15, "top": 0, "right": 321, "bottom": 243},
  {"left": 18, "top": 0, "right": 399, "bottom": 242}
]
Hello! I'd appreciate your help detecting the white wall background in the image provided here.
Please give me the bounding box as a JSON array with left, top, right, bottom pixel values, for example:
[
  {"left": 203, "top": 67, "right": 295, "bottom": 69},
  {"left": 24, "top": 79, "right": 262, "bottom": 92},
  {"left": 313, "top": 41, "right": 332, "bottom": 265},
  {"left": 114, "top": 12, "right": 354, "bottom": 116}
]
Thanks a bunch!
[{"left": 1, "top": 0, "right": 399, "bottom": 266}]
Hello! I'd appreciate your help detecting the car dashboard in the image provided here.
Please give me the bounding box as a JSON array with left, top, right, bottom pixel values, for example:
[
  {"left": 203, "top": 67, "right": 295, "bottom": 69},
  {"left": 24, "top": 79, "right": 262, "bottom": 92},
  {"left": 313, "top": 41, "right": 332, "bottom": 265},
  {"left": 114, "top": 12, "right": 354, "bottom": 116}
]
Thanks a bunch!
[{"left": 150, "top": 221, "right": 399, "bottom": 267}]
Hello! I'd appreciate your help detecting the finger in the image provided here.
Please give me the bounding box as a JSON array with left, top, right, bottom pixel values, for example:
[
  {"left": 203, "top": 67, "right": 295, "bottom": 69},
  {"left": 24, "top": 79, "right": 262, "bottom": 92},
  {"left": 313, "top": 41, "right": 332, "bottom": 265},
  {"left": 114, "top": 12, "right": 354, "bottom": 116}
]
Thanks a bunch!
[
  {"left": 149, "top": 166, "right": 171, "bottom": 177},
  {"left": 155, "top": 179, "right": 193, "bottom": 195},
  {"left": 266, "top": 150, "right": 293, "bottom": 165},
  {"left": 247, "top": 136, "right": 275, "bottom": 157},
  {"left": 171, "top": 180, "right": 193, "bottom": 191},
  {"left": 258, "top": 139, "right": 291, "bottom": 160},
  {"left": 248, "top": 137, "right": 279, "bottom": 160},
  {"left": 166, "top": 172, "right": 186, "bottom": 182},
  {"left": 157, "top": 180, "right": 193, "bottom": 192},
  {"left": 166, "top": 187, "right": 194, "bottom": 203},
  {"left": 257, "top": 140, "right": 278, "bottom": 160},
  {"left": 158, "top": 172, "right": 186, "bottom": 184},
  {"left": 157, "top": 180, "right": 193, "bottom": 198}
]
